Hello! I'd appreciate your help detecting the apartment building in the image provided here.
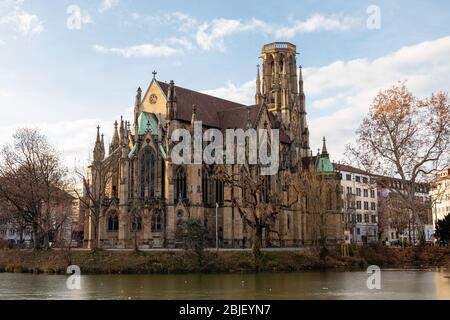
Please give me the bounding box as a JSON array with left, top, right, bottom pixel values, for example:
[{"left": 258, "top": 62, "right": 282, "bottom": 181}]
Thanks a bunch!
[
  {"left": 335, "top": 164, "right": 378, "bottom": 245},
  {"left": 431, "top": 167, "right": 450, "bottom": 227},
  {"left": 377, "top": 177, "right": 433, "bottom": 245}
]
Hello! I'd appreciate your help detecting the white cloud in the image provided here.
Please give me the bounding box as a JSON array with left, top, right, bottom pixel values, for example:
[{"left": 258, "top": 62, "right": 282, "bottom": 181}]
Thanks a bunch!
[
  {"left": 195, "top": 14, "right": 360, "bottom": 51},
  {"left": 306, "top": 36, "right": 450, "bottom": 161},
  {"left": 201, "top": 36, "right": 450, "bottom": 161},
  {"left": 201, "top": 80, "right": 255, "bottom": 105},
  {"left": 273, "top": 14, "right": 361, "bottom": 38},
  {"left": 93, "top": 43, "right": 182, "bottom": 58},
  {"left": 0, "top": 118, "right": 115, "bottom": 170},
  {"left": 0, "top": 89, "right": 9, "bottom": 98},
  {"left": 167, "top": 37, "right": 195, "bottom": 50},
  {"left": 309, "top": 94, "right": 346, "bottom": 110},
  {"left": 196, "top": 18, "right": 261, "bottom": 51},
  {"left": 0, "top": 9, "right": 44, "bottom": 36},
  {"left": 99, "top": 0, "right": 119, "bottom": 13},
  {"left": 128, "top": 12, "right": 361, "bottom": 52},
  {"left": 130, "top": 11, "right": 197, "bottom": 32}
]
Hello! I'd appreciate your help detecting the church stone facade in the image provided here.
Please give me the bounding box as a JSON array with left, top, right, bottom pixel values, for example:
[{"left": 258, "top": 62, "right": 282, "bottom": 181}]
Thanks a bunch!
[{"left": 84, "top": 42, "right": 344, "bottom": 249}]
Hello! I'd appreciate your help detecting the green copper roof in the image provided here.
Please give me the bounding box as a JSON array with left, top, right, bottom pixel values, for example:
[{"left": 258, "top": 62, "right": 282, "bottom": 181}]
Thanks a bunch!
[
  {"left": 158, "top": 143, "right": 167, "bottom": 160},
  {"left": 128, "top": 144, "right": 138, "bottom": 159},
  {"left": 138, "top": 112, "right": 158, "bottom": 136},
  {"left": 316, "top": 156, "right": 334, "bottom": 173}
]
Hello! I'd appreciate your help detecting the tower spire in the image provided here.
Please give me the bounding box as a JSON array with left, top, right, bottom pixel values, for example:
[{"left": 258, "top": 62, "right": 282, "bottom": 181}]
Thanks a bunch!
[
  {"left": 111, "top": 120, "right": 120, "bottom": 152},
  {"left": 255, "top": 64, "right": 262, "bottom": 105},
  {"left": 95, "top": 125, "right": 101, "bottom": 143},
  {"left": 101, "top": 133, "right": 105, "bottom": 151},
  {"left": 167, "top": 80, "right": 177, "bottom": 119},
  {"left": 93, "top": 126, "right": 105, "bottom": 161},
  {"left": 322, "top": 137, "right": 329, "bottom": 157},
  {"left": 134, "top": 87, "right": 142, "bottom": 137},
  {"left": 299, "top": 65, "right": 304, "bottom": 97}
]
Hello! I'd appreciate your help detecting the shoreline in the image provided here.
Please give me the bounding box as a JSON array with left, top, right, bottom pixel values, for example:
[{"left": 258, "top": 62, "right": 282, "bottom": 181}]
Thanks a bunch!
[{"left": 0, "top": 246, "right": 449, "bottom": 275}]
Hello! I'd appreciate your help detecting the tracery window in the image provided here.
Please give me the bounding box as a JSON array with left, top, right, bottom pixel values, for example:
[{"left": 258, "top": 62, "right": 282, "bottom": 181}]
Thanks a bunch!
[
  {"left": 174, "top": 167, "right": 187, "bottom": 203},
  {"left": 140, "top": 147, "right": 156, "bottom": 199},
  {"left": 107, "top": 212, "right": 119, "bottom": 232},
  {"left": 151, "top": 211, "right": 162, "bottom": 232}
]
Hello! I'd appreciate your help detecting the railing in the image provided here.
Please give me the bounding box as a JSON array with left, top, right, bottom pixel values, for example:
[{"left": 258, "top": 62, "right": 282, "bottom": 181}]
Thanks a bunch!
[{"left": 263, "top": 42, "right": 296, "bottom": 52}]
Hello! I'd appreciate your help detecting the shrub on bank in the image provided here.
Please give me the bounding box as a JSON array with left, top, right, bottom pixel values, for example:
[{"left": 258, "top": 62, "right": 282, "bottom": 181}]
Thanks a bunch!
[{"left": 0, "top": 246, "right": 449, "bottom": 275}]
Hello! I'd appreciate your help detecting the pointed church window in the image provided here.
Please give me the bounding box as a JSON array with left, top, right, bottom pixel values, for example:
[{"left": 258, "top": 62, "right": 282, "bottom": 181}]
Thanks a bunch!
[
  {"left": 175, "top": 166, "right": 187, "bottom": 203},
  {"left": 140, "top": 147, "right": 156, "bottom": 199}
]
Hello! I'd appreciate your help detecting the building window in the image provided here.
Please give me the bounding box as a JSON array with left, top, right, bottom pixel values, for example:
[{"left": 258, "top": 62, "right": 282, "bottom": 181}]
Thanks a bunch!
[
  {"left": 129, "top": 161, "right": 135, "bottom": 199},
  {"left": 363, "top": 177, "right": 368, "bottom": 184},
  {"left": 356, "top": 188, "right": 361, "bottom": 196},
  {"left": 140, "top": 147, "right": 156, "bottom": 199},
  {"left": 355, "top": 176, "right": 361, "bottom": 182},
  {"left": 371, "top": 202, "right": 376, "bottom": 211},
  {"left": 357, "top": 228, "right": 361, "bottom": 235},
  {"left": 151, "top": 211, "right": 162, "bottom": 232},
  {"left": 356, "top": 201, "right": 362, "bottom": 209},
  {"left": 357, "top": 214, "right": 362, "bottom": 223},
  {"left": 364, "top": 201, "right": 369, "bottom": 210},
  {"left": 202, "top": 167, "right": 212, "bottom": 205},
  {"left": 364, "top": 214, "right": 369, "bottom": 223},
  {"left": 346, "top": 174, "right": 351, "bottom": 181},
  {"left": 347, "top": 187, "right": 353, "bottom": 194},
  {"left": 370, "top": 190, "right": 375, "bottom": 198},
  {"left": 371, "top": 215, "right": 377, "bottom": 223},
  {"left": 174, "top": 167, "right": 187, "bottom": 203},
  {"left": 108, "top": 213, "right": 119, "bottom": 232},
  {"left": 131, "top": 215, "right": 142, "bottom": 231},
  {"left": 363, "top": 189, "right": 369, "bottom": 197},
  {"left": 215, "top": 178, "right": 224, "bottom": 205}
]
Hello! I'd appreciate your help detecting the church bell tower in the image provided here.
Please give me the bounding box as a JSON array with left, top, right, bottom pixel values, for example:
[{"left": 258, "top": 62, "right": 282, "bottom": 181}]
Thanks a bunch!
[{"left": 258, "top": 42, "right": 310, "bottom": 157}]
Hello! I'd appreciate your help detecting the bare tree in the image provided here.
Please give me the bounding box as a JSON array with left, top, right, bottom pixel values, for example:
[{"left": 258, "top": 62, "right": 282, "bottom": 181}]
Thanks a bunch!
[
  {"left": 0, "top": 128, "right": 69, "bottom": 250},
  {"left": 347, "top": 83, "right": 450, "bottom": 244},
  {"left": 73, "top": 154, "right": 119, "bottom": 250},
  {"left": 214, "top": 165, "right": 283, "bottom": 269},
  {"left": 291, "top": 166, "right": 342, "bottom": 256}
]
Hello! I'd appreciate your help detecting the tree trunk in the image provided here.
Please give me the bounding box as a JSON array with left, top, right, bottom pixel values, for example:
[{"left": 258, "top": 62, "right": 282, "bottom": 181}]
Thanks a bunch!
[
  {"left": 42, "top": 233, "right": 49, "bottom": 250},
  {"left": 32, "top": 222, "right": 39, "bottom": 250},
  {"left": 91, "top": 219, "right": 99, "bottom": 251},
  {"left": 252, "top": 225, "right": 263, "bottom": 271}
]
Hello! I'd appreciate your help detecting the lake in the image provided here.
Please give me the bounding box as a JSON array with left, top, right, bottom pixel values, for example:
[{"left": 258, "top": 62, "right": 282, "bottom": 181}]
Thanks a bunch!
[{"left": 0, "top": 271, "right": 449, "bottom": 300}]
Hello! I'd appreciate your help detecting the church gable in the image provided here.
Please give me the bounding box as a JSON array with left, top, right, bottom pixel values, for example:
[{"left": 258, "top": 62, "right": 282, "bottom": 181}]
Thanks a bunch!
[{"left": 141, "top": 79, "right": 168, "bottom": 115}]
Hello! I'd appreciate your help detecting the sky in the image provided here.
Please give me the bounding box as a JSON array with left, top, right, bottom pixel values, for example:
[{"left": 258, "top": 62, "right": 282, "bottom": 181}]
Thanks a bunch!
[{"left": 1, "top": 0, "right": 450, "bottom": 169}]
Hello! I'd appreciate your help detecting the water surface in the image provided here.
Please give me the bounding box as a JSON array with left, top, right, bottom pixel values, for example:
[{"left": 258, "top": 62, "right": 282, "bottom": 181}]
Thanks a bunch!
[{"left": 0, "top": 271, "right": 449, "bottom": 300}]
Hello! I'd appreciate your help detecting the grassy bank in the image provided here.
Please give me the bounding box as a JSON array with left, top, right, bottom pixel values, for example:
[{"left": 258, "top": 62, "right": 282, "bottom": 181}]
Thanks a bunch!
[{"left": 0, "top": 245, "right": 449, "bottom": 275}]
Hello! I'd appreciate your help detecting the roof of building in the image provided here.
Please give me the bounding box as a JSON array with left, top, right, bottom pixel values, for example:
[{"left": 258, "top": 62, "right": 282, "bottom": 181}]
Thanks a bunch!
[
  {"left": 334, "top": 163, "right": 370, "bottom": 176},
  {"left": 138, "top": 112, "right": 158, "bottom": 136},
  {"left": 157, "top": 81, "right": 291, "bottom": 143},
  {"left": 158, "top": 81, "right": 245, "bottom": 128},
  {"left": 317, "top": 156, "right": 334, "bottom": 173}
]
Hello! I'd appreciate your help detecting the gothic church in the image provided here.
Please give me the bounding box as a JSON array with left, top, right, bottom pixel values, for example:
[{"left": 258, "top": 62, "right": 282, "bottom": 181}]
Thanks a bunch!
[{"left": 84, "top": 42, "right": 344, "bottom": 249}]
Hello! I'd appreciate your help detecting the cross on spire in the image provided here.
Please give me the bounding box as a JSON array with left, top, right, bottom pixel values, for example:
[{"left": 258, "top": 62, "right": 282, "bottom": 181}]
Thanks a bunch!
[{"left": 152, "top": 70, "right": 157, "bottom": 79}]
